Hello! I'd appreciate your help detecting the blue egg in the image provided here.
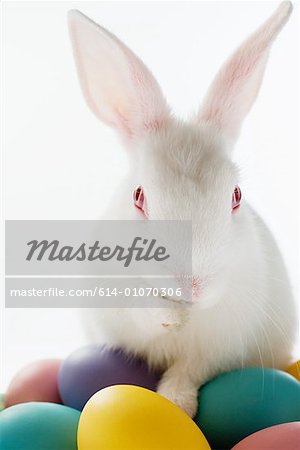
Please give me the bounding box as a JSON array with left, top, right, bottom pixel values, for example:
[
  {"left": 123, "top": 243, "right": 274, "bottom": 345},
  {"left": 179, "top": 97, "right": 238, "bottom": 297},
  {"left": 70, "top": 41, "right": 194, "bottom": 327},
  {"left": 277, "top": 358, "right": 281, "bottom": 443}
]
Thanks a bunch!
[
  {"left": 0, "top": 402, "right": 80, "bottom": 450},
  {"left": 195, "top": 368, "right": 300, "bottom": 450}
]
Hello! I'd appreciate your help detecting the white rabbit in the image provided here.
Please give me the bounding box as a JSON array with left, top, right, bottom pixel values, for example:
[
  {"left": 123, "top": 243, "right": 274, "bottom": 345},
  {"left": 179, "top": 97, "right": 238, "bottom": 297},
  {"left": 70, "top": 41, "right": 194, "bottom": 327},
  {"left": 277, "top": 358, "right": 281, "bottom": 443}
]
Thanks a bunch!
[{"left": 68, "top": 2, "right": 298, "bottom": 417}]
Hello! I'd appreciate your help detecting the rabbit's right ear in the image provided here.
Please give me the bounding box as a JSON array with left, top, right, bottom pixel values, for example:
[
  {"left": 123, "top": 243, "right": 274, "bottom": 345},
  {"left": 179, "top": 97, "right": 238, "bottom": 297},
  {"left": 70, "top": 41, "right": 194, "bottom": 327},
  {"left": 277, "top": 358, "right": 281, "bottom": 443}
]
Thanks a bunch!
[
  {"left": 68, "top": 10, "right": 170, "bottom": 141},
  {"left": 198, "top": 2, "right": 293, "bottom": 143}
]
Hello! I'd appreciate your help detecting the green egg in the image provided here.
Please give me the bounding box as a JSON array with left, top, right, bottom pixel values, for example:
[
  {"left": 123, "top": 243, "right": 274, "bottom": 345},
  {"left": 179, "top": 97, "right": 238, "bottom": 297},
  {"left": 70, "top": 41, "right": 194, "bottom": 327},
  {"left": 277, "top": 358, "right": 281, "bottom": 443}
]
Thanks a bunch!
[
  {"left": 195, "top": 368, "right": 300, "bottom": 450},
  {"left": 0, "top": 402, "right": 80, "bottom": 450},
  {"left": 0, "top": 393, "right": 5, "bottom": 412}
]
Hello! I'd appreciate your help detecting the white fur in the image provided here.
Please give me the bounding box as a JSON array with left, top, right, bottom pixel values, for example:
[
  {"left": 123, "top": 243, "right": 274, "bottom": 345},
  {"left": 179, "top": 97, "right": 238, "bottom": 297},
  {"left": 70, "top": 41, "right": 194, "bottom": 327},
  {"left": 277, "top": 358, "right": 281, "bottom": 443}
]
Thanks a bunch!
[{"left": 68, "top": 2, "right": 298, "bottom": 417}]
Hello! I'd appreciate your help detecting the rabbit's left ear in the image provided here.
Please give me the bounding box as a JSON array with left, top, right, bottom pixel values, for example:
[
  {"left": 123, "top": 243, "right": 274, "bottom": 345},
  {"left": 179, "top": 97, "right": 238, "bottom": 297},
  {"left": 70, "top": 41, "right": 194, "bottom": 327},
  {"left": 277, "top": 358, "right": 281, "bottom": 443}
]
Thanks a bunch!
[
  {"left": 68, "top": 10, "right": 170, "bottom": 141},
  {"left": 198, "top": 2, "right": 293, "bottom": 142}
]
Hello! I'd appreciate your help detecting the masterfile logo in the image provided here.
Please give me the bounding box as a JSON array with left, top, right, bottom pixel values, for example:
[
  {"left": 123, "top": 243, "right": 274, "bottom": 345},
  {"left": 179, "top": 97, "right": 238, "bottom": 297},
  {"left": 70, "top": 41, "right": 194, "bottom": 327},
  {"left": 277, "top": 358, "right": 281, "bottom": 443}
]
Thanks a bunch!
[{"left": 5, "top": 220, "right": 192, "bottom": 308}]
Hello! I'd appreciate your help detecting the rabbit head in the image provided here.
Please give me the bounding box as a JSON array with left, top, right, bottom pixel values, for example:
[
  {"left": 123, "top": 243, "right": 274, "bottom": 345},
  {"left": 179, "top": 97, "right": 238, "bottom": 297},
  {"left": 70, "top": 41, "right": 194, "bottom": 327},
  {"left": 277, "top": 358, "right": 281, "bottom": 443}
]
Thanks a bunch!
[{"left": 68, "top": 2, "right": 292, "bottom": 315}]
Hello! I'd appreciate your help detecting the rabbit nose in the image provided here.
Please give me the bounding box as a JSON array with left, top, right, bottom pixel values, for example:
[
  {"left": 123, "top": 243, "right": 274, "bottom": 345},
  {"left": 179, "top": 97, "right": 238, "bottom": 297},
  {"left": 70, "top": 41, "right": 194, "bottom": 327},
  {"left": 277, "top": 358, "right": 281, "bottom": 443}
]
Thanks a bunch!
[
  {"left": 192, "top": 276, "right": 201, "bottom": 300},
  {"left": 176, "top": 274, "right": 201, "bottom": 302}
]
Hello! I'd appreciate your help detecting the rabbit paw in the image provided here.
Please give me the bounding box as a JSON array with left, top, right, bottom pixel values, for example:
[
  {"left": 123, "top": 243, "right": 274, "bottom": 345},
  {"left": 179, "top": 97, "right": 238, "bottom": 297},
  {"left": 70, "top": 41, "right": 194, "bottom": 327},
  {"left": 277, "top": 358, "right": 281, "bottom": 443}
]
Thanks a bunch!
[{"left": 157, "top": 381, "right": 198, "bottom": 418}]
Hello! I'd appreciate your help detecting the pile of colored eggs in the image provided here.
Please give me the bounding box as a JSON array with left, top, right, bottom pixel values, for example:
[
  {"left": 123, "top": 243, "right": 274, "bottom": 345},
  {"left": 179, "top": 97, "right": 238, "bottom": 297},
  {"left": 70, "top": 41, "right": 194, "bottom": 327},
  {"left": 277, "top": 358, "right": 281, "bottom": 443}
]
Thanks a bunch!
[{"left": 1, "top": 346, "right": 300, "bottom": 450}]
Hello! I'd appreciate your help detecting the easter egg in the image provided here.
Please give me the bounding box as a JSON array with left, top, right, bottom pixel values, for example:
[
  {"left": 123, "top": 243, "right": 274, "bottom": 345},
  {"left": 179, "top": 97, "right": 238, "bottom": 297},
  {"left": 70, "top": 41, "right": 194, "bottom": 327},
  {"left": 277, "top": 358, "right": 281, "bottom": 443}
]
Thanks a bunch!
[
  {"left": 231, "top": 422, "right": 300, "bottom": 450},
  {"left": 5, "top": 359, "right": 62, "bottom": 407},
  {"left": 59, "top": 345, "right": 161, "bottom": 410},
  {"left": 286, "top": 360, "right": 300, "bottom": 381},
  {"left": 0, "top": 393, "right": 5, "bottom": 412},
  {"left": 78, "top": 384, "right": 211, "bottom": 450},
  {"left": 195, "top": 368, "right": 300, "bottom": 450},
  {"left": 0, "top": 402, "right": 80, "bottom": 450}
]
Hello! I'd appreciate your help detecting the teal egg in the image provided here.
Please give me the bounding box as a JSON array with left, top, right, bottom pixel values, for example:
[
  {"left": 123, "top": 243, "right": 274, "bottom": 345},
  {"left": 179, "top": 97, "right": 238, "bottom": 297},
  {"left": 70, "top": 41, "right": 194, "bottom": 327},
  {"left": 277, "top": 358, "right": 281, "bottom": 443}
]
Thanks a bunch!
[
  {"left": 0, "top": 402, "right": 80, "bottom": 450},
  {"left": 195, "top": 368, "right": 300, "bottom": 450}
]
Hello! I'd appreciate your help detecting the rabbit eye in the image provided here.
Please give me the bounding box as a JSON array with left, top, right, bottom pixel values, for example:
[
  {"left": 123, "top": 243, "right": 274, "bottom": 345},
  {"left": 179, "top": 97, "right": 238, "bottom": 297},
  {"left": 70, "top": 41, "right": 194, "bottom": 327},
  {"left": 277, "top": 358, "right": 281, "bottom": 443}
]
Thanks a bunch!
[
  {"left": 133, "top": 185, "right": 147, "bottom": 216},
  {"left": 232, "top": 185, "right": 242, "bottom": 211}
]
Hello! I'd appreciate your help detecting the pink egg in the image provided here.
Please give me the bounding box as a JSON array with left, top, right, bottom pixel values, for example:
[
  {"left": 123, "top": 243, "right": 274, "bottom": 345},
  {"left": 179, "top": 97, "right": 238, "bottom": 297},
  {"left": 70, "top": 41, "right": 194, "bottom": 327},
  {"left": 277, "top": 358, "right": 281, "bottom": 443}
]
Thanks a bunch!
[
  {"left": 232, "top": 422, "right": 300, "bottom": 450},
  {"left": 5, "top": 359, "right": 62, "bottom": 407}
]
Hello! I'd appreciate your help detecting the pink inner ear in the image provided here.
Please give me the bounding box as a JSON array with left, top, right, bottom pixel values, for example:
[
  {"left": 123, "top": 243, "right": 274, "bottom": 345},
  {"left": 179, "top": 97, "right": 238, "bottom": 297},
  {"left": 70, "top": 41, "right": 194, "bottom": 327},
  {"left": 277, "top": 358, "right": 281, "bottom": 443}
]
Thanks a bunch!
[
  {"left": 202, "top": 47, "right": 267, "bottom": 138},
  {"left": 115, "top": 107, "right": 163, "bottom": 139},
  {"left": 114, "top": 107, "right": 134, "bottom": 139},
  {"left": 69, "top": 10, "right": 169, "bottom": 142},
  {"left": 199, "top": 2, "right": 293, "bottom": 140},
  {"left": 143, "top": 119, "right": 163, "bottom": 131}
]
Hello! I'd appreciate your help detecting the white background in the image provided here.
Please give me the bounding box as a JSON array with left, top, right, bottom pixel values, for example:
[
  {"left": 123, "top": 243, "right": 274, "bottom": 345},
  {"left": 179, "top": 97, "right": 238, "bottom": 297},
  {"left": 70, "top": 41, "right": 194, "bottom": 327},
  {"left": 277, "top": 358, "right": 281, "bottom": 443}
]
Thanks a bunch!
[{"left": 1, "top": 1, "right": 299, "bottom": 391}]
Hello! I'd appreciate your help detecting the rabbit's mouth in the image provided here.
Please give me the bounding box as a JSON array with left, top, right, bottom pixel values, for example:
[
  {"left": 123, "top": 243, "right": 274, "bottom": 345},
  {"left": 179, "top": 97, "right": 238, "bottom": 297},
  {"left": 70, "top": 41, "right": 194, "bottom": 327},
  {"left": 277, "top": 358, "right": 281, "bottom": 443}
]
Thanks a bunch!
[
  {"left": 159, "top": 293, "right": 192, "bottom": 307},
  {"left": 161, "top": 321, "right": 182, "bottom": 330}
]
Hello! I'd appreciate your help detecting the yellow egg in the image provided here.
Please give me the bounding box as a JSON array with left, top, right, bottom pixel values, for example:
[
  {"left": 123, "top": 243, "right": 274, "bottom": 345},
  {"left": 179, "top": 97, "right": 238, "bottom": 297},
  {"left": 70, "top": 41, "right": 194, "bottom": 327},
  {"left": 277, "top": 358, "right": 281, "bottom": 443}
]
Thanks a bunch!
[
  {"left": 286, "top": 360, "right": 300, "bottom": 381},
  {"left": 78, "top": 385, "right": 210, "bottom": 450}
]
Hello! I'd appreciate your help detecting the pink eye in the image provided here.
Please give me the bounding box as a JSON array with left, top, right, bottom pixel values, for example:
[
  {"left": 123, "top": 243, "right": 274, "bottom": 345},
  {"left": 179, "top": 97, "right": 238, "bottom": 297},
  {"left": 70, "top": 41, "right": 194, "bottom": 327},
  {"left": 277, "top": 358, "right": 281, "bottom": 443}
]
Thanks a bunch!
[
  {"left": 232, "top": 185, "right": 242, "bottom": 211},
  {"left": 133, "top": 185, "right": 147, "bottom": 216}
]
